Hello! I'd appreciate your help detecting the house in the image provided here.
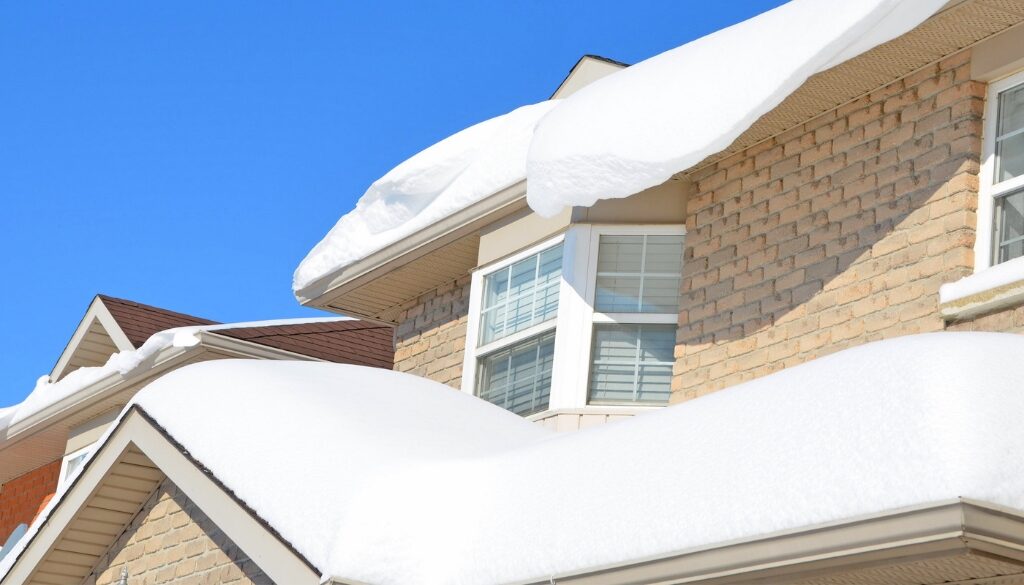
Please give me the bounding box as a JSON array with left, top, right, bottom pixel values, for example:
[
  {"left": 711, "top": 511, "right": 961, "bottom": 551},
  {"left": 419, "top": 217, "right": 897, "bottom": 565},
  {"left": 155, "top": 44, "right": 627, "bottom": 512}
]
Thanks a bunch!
[
  {"left": 293, "top": 0, "right": 1024, "bottom": 433},
  {"left": 7, "top": 0, "right": 1024, "bottom": 584},
  {"left": 0, "top": 294, "right": 394, "bottom": 560},
  {"left": 2, "top": 335, "right": 1024, "bottom": 585}
]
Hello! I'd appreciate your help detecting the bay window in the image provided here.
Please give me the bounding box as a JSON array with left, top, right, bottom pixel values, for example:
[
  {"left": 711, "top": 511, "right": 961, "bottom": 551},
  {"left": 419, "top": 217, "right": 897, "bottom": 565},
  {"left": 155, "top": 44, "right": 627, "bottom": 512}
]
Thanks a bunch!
[{"left": 463, "top": 226, "right": 684, "bottom": 418}]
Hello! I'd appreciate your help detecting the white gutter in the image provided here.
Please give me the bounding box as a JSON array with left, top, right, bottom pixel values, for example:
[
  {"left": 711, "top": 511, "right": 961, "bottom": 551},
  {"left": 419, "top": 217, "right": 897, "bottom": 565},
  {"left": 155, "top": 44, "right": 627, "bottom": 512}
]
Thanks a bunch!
[{"left": 295, "top": 180, "right": 528, "bottom": 307}]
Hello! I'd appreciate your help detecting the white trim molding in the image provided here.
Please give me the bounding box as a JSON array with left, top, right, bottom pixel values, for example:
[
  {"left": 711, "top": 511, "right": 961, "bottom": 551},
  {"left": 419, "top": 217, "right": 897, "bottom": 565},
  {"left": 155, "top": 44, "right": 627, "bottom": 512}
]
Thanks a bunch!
[{"left": 461, "top": 224, "right": 685, "bottom": 420}]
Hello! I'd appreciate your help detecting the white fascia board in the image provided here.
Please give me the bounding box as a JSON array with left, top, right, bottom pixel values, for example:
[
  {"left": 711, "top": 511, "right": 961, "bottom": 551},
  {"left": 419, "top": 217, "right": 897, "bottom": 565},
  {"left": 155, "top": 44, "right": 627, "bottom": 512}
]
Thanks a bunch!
[
  {"left": 296, "top": 180, "right": 528, "bottom": 307},
  {"left": 515, "top": 499, "right": 1024, "bottom": 585},
  {"left": 1, "top": 409, "right": 320, "bottom": 585},
  {"left": 196, "top": 331, "right": 326, "bottom": 362},
  {"left": 2, "top": 344, "right": 194, "bottom": 444}
]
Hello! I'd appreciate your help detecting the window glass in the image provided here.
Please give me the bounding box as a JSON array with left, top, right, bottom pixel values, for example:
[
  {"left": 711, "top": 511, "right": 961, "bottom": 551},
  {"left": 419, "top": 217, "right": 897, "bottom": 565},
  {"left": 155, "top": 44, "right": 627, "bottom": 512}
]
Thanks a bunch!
[
  {"left": 997, "top": 189, "right": 1024, "bottom": 263},
  {"left": 480, "top": 244, "right": 562, "bottom": 345},
  {"left": 477, "top": 332, "right": 555, "bottom": 416},
  {"left": 64, "top": 451, "right": 89, "bottom": 481},
  {"left": 595, "top": 235, "right": 683, "bottom": 313},
  {"left": 996, "top": 85, "right": 1024, "bottom": 183},
  {"left": 588, "top": 324, "right": 674, "bottom": 405}
]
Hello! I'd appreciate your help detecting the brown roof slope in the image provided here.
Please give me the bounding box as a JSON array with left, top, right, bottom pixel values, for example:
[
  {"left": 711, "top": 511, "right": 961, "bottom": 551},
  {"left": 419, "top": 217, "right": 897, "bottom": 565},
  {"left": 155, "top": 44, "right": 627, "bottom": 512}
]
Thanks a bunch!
[
  {"left": 98, "top": 294, "right": 219, "bottom": 348},
  {"left": 212, "top": 320, "right": 394, "bottom": 368}
]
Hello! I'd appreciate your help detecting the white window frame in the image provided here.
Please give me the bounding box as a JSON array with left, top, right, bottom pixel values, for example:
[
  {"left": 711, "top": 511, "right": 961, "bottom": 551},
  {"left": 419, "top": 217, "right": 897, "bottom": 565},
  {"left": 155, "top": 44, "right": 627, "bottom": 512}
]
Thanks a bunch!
[
  {"left": 976, "top": 68, "right": 1024, "bottom": 271},
  {"left": 57, "top": 443, "right": 94, "bottom": 490},
  {"left": 462, "top": 224, "right": 685, "bottom": 417},
  {"left": 461, "top": 234, "right": 566, "bottom": 410}
]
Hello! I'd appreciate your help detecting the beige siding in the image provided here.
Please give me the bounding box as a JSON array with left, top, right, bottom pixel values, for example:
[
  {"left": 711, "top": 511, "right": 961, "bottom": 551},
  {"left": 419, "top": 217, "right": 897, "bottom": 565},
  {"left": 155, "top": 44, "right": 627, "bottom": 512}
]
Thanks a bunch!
[{"left": 83, "top": 479, "right": 273, "bottom": 585}]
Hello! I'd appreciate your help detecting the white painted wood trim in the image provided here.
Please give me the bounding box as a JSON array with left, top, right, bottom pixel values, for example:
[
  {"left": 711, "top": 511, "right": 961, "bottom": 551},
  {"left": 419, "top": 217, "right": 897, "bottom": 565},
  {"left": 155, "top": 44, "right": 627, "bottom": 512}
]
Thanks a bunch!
[
  {"left": 975, "top": 68, "right": 1024, "bottom": 272},
  {"left": 461, "top": 234, "right": 566, "bottom": 399}
]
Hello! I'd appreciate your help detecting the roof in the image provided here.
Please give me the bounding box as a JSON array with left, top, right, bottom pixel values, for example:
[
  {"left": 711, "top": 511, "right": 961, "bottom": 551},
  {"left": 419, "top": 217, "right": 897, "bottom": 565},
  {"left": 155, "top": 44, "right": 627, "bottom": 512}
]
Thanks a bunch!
[
  {"left": 9, "top": 332, "right": 1021, "bottom": 585},
  {"left": 549, "top": 54, "right": 629, "bottom": 99},
  {"left": 97, "top": 294, "right": 217, "bottom": 348},
  {"left": 296, "top": 0, "right": 1024, "bottom": 316},
  {"left": 210, "top": 320, "right": 394, "bottom": 368}
]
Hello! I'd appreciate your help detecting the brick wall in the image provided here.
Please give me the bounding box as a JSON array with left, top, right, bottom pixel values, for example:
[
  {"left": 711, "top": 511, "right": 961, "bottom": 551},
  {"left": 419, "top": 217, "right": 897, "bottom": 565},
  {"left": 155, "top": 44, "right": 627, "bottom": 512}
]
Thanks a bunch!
[
  {"left": 0, "top": 460, "right": 60, "bottom": 543},
  {"left": 392, "top": 275, "right": 470, "bottom": 387},
  {"left": 84, "top": 479, "right": 272, "bottom": 585},
  {"left": 674, "top": 49, "right": 985, "bottom": 401}
]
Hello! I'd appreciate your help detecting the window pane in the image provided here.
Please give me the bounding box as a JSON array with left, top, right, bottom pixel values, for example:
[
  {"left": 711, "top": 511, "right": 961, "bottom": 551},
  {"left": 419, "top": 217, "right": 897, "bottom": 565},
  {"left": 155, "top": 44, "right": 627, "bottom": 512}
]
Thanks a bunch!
[
  {"left": 477, "top": 332, "right": 554, "bottom": 416},
  {"left": 588, "top": 324, "right": 675, "bottom": 405},
  {"left": 998, "top": 85, "right": 1024, "bottom": 137},
  {"left": 997, "top": 189, "right": 1024, "bottom": 263},
  {"left": 594, "top": 234, "right": 683, "bottom": 313},
  {"left": 996, "top": 132, "right": 1024, "bottom": 184},
  {"left": 480, "top": 244, "right": 562, "bottom": 344}
]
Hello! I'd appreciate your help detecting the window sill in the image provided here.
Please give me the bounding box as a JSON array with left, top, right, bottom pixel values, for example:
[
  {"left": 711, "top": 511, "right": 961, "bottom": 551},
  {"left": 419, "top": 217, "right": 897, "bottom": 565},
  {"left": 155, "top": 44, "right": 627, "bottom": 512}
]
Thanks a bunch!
[
  {"left": 939, "top": 256, "right": 1024, "bottom": 320},
  {"left": 527, "top": 405, "right": 664, "bottom": 423}
]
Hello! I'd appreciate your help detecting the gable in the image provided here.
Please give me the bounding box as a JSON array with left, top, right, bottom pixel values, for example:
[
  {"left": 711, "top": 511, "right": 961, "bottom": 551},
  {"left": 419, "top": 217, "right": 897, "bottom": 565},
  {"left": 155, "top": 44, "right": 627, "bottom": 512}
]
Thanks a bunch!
[
  {"left": 83, "top": 478, "right": 273, "bottom": 585},
  {"left": 0, "top": 408, "right": 318, "bottom": 585},
  {"left": 49, "top": 298, "right": 134, "bottom": 382}
]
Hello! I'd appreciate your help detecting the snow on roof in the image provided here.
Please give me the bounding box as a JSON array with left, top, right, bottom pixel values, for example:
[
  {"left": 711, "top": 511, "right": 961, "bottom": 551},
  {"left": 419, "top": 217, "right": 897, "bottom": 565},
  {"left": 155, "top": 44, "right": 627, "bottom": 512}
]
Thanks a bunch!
[
  {"left": 294, "top": 0, "right": 946, "bottom": 294},
  {"left": 292, "top": 101, "right": 559, "bottom": 294},
  {"left": 0, "top": 317, "right": 349, "bottom": 435},
  {"left": 63, "top": 332, "right": 1024, "bottom": 584}
]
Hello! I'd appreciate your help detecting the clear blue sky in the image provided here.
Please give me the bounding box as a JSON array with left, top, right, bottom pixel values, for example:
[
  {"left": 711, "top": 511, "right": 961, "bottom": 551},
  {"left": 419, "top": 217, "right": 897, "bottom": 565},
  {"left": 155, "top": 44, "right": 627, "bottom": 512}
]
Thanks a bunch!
[{"left": 0, "top": 1, "right": 786, "bottom": 404}]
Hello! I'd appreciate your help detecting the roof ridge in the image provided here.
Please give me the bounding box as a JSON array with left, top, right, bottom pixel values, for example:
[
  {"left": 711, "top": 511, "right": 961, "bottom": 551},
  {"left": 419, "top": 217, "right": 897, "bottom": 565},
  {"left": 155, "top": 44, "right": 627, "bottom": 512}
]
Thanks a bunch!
[{"left": 96, "top": 294, "right": 219, "bottom": 325}]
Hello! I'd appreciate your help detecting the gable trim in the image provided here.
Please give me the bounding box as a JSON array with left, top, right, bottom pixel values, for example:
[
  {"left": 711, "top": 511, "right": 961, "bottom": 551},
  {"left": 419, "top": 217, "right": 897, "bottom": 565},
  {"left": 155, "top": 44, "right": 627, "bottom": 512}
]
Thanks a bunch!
[
  {"left": 50, "top": 296, "right": 135, "bottom": 382},
  {"left": 1, "top": 406, "right": 319, "bottom": 585}
]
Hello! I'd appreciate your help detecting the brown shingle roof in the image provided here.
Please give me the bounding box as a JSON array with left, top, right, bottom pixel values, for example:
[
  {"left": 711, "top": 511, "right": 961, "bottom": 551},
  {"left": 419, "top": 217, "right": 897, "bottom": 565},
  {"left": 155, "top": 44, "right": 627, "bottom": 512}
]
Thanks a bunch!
[
  {"left": 210, "top": 320, "right": 394, "bottom": 368},
  {"left": 98, "top": 294, "right": 218, "bottom": 348}
]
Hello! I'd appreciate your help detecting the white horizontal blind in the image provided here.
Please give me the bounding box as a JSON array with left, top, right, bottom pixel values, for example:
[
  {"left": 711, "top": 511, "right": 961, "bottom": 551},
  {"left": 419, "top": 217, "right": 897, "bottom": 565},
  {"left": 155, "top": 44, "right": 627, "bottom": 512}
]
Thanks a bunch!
[
  {"left": 480, "top": 244, "right": 563, "bottom": 345},
  {"left": 589, "top": 324, "right": 674, "bottom": 404},
  {"left": 477, "top": 331, "right": 555, "bottom": 416},
  {"left": 595, "top": 235, "right": 684, "bottom": 313}
]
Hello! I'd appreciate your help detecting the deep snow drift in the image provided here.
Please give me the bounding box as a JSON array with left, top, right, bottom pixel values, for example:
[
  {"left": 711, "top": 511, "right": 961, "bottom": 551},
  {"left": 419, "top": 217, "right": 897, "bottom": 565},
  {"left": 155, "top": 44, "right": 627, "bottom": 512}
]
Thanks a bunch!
[
  {"left": 294, "top": 0, "right": 947, "bottom": 295},
  {"left": 293, "top": 101, "right": 558, "bottom": 295},
  {"left": 26, "top": 332, "right": 1020, "bottom": 585}
]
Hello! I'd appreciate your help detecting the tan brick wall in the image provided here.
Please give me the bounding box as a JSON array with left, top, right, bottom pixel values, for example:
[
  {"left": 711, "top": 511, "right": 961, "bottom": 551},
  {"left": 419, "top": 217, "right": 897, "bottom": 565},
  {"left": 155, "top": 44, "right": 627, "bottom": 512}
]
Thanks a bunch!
[
  {"left": 675, "top": 49, "right": 985, "bottom": 401},
  {"left": 392, "top": 276, "right": 470, "bottom": 388},
  {"left": 84, "top": 479, "right": 273, "bottom": 585}
]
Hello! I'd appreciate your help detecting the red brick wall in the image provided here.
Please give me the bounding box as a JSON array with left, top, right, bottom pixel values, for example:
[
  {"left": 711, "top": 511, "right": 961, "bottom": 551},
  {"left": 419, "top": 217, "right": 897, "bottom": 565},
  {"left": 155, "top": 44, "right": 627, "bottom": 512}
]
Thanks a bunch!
[{"left": 0, "top": 460, "right": 61, "bottom": 542}]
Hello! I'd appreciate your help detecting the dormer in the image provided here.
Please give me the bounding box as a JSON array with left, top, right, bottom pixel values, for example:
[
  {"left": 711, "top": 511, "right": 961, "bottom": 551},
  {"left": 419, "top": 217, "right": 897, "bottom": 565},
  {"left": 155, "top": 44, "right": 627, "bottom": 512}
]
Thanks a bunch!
[{"left": 49, "top": 295, "right": 216, "bottom": 381}]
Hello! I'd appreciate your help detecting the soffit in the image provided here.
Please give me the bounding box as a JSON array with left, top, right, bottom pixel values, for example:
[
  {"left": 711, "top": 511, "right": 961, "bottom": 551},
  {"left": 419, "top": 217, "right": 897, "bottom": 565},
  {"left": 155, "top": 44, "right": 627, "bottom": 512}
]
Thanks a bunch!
[
  {"left": 24, "top": 447, "right": 165, "bottom": 585},
  {"left": 686, "top": 0, "right": 1024, "bottom": 174}
]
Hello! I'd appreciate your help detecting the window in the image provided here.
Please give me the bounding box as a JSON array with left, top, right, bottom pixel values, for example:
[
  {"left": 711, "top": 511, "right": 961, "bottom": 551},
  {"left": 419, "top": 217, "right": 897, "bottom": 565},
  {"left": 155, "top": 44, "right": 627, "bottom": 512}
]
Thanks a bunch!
[
  {"left": 587, "top": 233, "right": 683, "bottom": 405},
  {"left": 469, "top": 240, "right": 563, "bottom": 416},
  {"left": 464, "top": 226, "right": 685, "bottom": 418},
  {"left": 58, "top": 444, "right": 93, "bottom": 489},
  {"left": 978, "top": 71, "right": 1024, "bottom": 268}
]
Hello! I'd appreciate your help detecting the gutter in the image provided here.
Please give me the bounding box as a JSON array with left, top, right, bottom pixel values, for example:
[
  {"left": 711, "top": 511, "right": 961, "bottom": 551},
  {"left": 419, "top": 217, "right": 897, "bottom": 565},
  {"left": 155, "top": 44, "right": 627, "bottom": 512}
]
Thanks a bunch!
[
  {"left": 512, "top": 500, "right": 1024, "bottom": 585},
  {"left": 295, "top": 180, "right": 529, "bottom": 307}
]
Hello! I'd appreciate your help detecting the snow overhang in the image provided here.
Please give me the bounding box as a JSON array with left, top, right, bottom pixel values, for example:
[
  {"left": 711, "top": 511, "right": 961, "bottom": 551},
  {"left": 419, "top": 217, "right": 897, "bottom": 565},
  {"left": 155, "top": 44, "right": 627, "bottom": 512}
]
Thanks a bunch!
[
  {"left": 0, "top": 332, "right": 329, "bottom": 485},
  {"left": 297, "top": 0, "right": 1024, "bottom": 317},
  {"left": 296, "top": 180, "right": 529, "bottom": 321}
]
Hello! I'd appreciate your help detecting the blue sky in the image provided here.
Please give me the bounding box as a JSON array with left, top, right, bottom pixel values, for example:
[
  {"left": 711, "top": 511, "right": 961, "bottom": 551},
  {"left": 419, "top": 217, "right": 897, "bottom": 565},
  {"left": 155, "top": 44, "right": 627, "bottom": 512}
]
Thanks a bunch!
[{"left": 0, "top": 1, "right": 786, "bottom": 404}]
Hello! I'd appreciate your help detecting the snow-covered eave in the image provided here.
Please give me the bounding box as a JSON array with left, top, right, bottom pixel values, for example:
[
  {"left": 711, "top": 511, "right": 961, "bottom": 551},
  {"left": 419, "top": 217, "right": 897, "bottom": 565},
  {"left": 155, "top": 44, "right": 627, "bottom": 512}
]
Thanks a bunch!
[
  {"left": 296, "top": 179, "right": 528, "bottom": 311},
  {"left": 0, "top": 329, "right": 332, "bottom": 485},
  {"left": 320, "top": 498, "right": 1024, "bottom": 585}
]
